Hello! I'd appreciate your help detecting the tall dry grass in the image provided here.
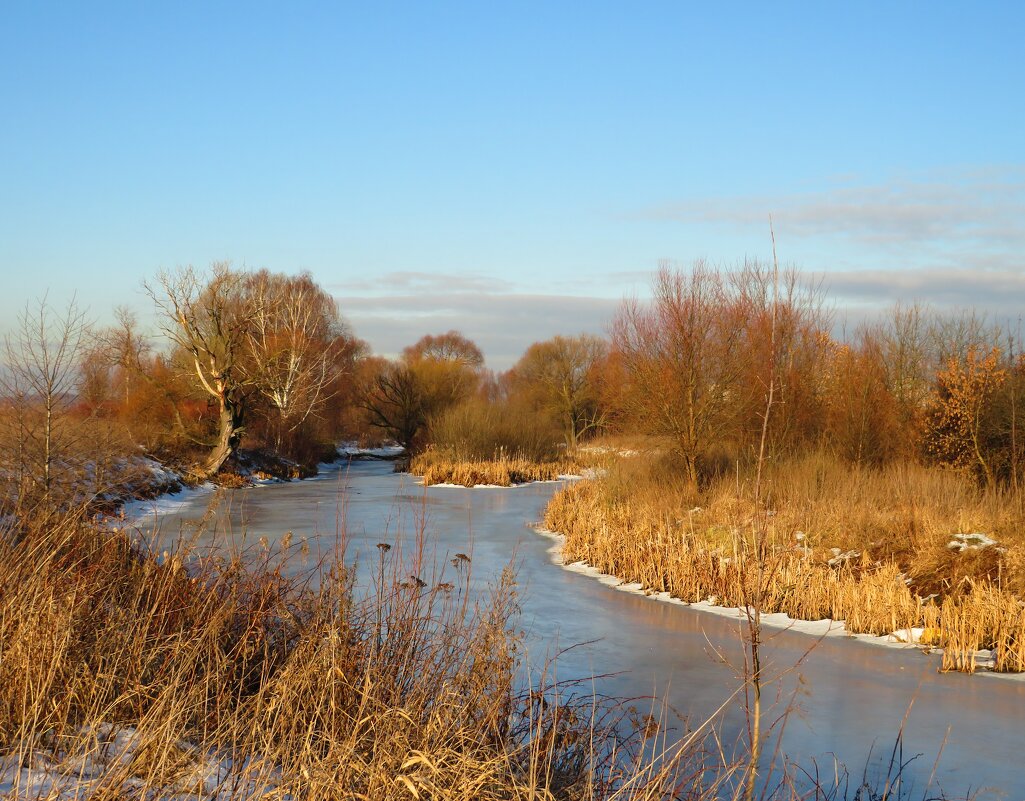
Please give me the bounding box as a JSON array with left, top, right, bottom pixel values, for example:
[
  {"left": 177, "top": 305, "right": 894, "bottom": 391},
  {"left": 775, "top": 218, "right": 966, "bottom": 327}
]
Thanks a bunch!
[
  {"left": 410, "top": 450, "right": 568, "bottom": 487},
  {"left": 543, "top": 451, "right": 1025, "bottom": 673},
  {"left": 0, "top": 503, "right": 707, "bottom": 799}
]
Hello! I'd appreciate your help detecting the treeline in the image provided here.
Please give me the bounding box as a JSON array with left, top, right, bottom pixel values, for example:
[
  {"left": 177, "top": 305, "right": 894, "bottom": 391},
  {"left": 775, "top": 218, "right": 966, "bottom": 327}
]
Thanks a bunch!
[
  {"left": 609, "top": 260, "right": 1025, "bottom": 490},
  {"left": 3, "top": 259, "right": 1024, "bottom": 514},
  {"left": 0, "top": 263, "right": 610, "bottom": 512},
  {"left": 372, "top": 258, "right": 1025, "bottom": 493}
]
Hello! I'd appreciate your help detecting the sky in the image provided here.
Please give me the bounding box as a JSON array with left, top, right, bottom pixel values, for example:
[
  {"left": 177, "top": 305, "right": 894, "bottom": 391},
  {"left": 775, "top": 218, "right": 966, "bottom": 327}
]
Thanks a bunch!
[{"left": 1, "top": 2, "right": 1023, "bottom": 368}]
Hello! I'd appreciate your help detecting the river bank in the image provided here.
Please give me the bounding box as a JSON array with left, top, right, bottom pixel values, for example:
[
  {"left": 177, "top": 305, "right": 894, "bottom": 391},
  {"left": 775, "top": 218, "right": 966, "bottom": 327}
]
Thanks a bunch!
[
  {"left": 121, "top": 454, "right": 1025, "bottom": 680},
  {"left": 533, "top": 525, "right": 1025, "bottom": 682},
  {"left": 543, "top": 455, "right": 1025, "bottom": 676},
  {"left": 4, "top": 458, "right": 687, "bottom": 801},
  {"left": 124, "top": 461, "right": 1025, "bottom": 798}
]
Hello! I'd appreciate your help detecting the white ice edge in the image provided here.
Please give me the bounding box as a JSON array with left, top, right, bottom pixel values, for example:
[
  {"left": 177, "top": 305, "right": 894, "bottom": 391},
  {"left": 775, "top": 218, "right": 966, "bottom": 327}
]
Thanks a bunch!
[
  {"left": 117, "top": 483, "right": 218, "bottom": 525},
  {"left": 532, "top": 527, "right": 1025, "bottom": 682},
  {"left": 113, "top": 458, "right": 356, "bottom": 527},
  {"left": 336, "top": 442, "right": 406, "bottom": 458},
  {"left": 422, "top": 479, "right": 568, "bottom": 489}
]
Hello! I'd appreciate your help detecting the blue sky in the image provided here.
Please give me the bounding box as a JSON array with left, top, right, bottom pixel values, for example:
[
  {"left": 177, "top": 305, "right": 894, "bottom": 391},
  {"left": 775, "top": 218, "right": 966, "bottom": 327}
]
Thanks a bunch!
[{"left": 2, "top": 2, "right": 1023, "bottom": 367}]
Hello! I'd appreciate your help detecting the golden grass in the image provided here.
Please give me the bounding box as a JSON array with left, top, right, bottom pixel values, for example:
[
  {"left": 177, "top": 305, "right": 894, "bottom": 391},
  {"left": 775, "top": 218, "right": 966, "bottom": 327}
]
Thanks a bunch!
[
  {"left": 0, "top": 505, "right": 706, "bottom": 799},
  {"left": 543, "top": 451, "right": 1025, "bottom": 673},
  {"left": 410, "top": 449, "right": 588, "bottom": 487}
]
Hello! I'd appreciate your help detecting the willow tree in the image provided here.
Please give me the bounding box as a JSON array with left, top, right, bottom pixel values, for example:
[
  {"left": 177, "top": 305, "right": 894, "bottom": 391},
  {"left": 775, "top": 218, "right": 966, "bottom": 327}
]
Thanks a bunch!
[
  {"left": 147, "top": 264, "right": 253, "bottom": 477},
  {"left": 359, "top": 361, "right": 427, "bottom": 451},
  {"left": 242, "top": 270, "right": 355, "bottom": 452},
  {"left": 361, "top": 331, "right": 484, "bottom": 451},
  {"left": 509, "top": 334, "right": 608, "bottom": 448}
]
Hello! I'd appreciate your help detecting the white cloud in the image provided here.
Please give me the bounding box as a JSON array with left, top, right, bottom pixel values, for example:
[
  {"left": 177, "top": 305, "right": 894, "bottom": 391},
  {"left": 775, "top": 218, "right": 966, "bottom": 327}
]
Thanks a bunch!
[
  {"left": 642, "top": 167, "right": 1025, "bottom": 265},
  {"left": 819, "top": 267, "right": 1025, "bottom": 313},
  {"left": 337, "top": 291, "right": 621, "bottom": 370}
]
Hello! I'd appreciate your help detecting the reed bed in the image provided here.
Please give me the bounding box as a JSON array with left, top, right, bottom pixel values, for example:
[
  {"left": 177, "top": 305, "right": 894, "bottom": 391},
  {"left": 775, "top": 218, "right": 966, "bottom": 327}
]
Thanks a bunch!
[
  {"left": 939, "top": 583, "right": 1025, "bottom": 673},
  {"left": 0, "top": 494, "right": 973, "bottom": 797},
  {"left": 410, "top": 450, "right": 583, "bottom": 487},
  {"left": 542, "top": 452, "right": 1025, "bottom": 673},
  {"left": 0, "top": 503, "right": 712, "bottom": 800}
]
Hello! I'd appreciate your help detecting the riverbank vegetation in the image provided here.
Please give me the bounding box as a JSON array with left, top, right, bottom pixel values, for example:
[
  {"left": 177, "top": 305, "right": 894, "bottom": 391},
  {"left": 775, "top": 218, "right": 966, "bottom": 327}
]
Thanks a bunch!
[
  {"left": 2, "top": 500, "right": 712, "bottom": 799},
  {"left": 5, "top": 258, "right": 1025, "bottom": 665},
  {"left": 539, "top": 260, "right": 1025, "bottom": 674},
  {"left": 545, "top": 450, "right": 1025, "bottom": 672},
  {"left": 410, "top": 450, "right": 565, "bottom": 487},
  {"left": 1, "top": 257, "right": 1006, "bottom": 794}
]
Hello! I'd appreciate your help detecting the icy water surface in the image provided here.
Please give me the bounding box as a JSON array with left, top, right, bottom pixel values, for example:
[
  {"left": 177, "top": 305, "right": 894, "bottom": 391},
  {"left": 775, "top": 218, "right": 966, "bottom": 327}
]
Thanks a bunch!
[{"left": 137, "top": 460, "right": 1025, "bottom": 800}]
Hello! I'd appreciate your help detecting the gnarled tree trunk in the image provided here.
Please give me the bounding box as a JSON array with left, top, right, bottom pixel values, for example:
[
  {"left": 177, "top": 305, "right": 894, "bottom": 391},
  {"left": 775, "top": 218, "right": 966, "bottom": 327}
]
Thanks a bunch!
[{"left": 204, "top": 391, "right": 245, "bottom": 476}]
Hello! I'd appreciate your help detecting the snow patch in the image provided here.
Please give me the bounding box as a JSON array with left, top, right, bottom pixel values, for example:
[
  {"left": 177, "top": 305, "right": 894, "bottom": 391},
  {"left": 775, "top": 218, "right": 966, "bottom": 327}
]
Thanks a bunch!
[
  {"left": 0, "top": 725, "right": 285, "bottom": 800},
  {"left": 118, "top": 483, "right": 216, "bottom": 526},
  {"left": 947, "top": 531, "right": 1000, "bottom": 552},
  {"left": 827, "top": 548, "right": 860, "bottom": 567},
  {"left": 337, "top": 441, "right": 405, "bottom": 459}
]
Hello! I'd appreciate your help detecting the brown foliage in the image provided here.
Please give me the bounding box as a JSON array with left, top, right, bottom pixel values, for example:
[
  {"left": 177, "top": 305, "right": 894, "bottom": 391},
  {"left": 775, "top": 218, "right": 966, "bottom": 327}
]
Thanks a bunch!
[
  {"left": 926, "top": 346, "right": 1007, "bottom": 487},
  {"left": 361, "top": 332, "right": 485, "bottom": 451},
  {"left": 612, "top": 261, "right": 827, "bottom": 484},
  {"left": 506, "top": 334, "right": 609, "bottom": 448}
]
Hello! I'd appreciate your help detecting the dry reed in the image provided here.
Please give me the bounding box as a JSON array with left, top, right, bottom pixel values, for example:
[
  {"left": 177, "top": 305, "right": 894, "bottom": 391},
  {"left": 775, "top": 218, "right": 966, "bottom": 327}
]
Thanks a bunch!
[
  {"left": 0, "top": 503, "right": 705, "bottom": 799},
  {"left": 543, "top": 451, "right": 1025, "bottom": 673},
  {"left": 410, "top": 450, "right": 580, "bottom": 487}
]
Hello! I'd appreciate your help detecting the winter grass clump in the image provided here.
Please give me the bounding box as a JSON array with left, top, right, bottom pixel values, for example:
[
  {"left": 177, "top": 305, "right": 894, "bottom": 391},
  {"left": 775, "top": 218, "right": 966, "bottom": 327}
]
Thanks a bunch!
[
  {"left": 410, "top": 449, "right": 567, "bottom": 487},
  {"left": 543, "top": 450, "right": 1025, "bottom": 673}
]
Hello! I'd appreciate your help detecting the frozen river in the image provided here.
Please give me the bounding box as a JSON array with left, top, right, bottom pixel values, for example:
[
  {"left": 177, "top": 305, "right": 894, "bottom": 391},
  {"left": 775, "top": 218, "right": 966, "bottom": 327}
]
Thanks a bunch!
[{"left": 136, "top": 460, "right": 1025, "bottom": 800}]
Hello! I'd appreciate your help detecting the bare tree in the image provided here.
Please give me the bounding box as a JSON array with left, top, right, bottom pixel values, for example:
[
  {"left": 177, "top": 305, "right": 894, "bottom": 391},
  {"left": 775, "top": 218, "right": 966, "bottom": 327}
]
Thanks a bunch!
[
  {"left": 0, "top": 296, "right": 90, "bottom": 510},
  {"left": 146, "top": 264, "right": 253, "bottom": 476},
  {"left": 242, "top": 270, "right": 348, "bottom": 451},
  {"left": 359, "top": 361, "right": 427, "bottom": 450},
  {"left": 402, "top": 330, "right": 484, "bottom": 367},
  {"left": 732, "top": 262, "right": 831, "bottom": 457},
  {"left": 358, "top": 332, "right": 486, "bottom": 453},
  {"left": 613, "top": 262, "right": 746, "bottom": 486},
  {"left": 509, "top": 334, "right": 608, "bottom": 448},
  {"left": 401, "top": 331, "right": 484, "bottom": 414}
]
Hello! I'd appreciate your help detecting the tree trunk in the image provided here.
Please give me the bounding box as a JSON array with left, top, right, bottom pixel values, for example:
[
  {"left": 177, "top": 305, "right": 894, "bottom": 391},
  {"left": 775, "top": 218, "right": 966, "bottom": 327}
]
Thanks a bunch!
[{"left": 203, "top": 394, "right": 244, "bottom": 476}]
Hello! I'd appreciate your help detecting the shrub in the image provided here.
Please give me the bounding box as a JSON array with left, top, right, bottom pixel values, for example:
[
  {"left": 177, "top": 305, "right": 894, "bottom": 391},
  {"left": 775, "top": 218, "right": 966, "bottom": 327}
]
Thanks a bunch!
[{"left": 428, "top": 397, "right": 561, "bottom": 463}]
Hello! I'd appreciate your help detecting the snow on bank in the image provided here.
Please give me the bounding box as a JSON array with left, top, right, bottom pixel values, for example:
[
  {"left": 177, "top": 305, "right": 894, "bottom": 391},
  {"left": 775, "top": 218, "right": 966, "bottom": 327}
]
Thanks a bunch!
[
  {"left": 113, "top": 447, "right": 378, "bottom": 526},
  {"left": 420, "top": 479, "right": 566, "bottom": 489},
  {"left": 0, "top": 725, "right": 283, "bottom": 800},
  {"left": 337, "top": 442, "right": 405, "bottom": 459},
  {"left": 533, "top": 527, "right": 1025, "bottom": 682},
  {"left": 118, "top": 482, "right": 217, "bottom": 526},
  {"left": 418, "top": 469, "right": 602, "bottom": 490}
]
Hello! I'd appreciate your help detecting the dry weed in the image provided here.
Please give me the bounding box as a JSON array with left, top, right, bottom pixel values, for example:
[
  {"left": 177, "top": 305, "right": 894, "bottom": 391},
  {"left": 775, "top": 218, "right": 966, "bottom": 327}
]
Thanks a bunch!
[
  {"left": 0, "top": 505, "right": 702, "bottom": 799},
  {"left": 543, "top": 452, "right": 1025, "bottom": 673}
]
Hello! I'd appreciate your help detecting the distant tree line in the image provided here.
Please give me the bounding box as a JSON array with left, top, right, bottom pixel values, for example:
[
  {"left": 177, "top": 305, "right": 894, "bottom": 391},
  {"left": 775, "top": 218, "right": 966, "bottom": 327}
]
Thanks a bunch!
[{"left": 3, "top": 259, "right": 1025, "bottom": 517}]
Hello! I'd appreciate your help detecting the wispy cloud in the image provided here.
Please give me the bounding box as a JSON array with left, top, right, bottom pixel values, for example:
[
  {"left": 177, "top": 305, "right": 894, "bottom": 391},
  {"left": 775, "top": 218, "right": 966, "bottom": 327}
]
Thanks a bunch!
[
  {"left": 336, "top": 291, "right": 620, "bottom": 370},
  {"left": 330, "top": 271, "right": 514, "bottom": 295},
  {"left": 642, "top": 167, "right": 1025, "bottom": 262}
]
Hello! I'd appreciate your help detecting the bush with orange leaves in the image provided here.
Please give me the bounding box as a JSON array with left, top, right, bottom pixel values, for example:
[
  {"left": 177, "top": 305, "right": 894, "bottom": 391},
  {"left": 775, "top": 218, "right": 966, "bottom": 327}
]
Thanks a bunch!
[{"left": 926, "top": 347, "right": 1008, "bottom": 487}]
